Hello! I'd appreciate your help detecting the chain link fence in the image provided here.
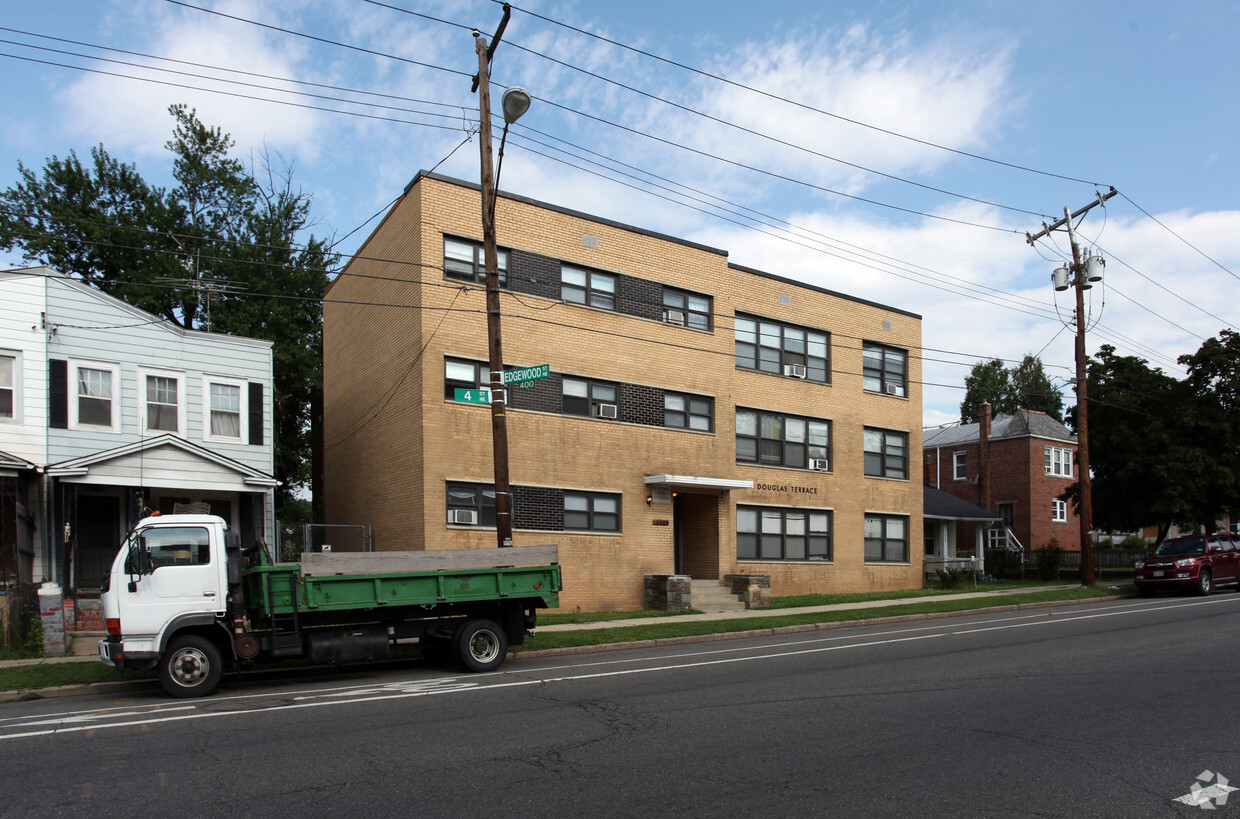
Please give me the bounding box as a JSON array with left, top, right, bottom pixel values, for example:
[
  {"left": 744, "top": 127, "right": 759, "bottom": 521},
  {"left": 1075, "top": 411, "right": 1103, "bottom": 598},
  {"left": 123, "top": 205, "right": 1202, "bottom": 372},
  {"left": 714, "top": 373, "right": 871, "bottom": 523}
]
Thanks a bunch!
[{"left": 274, "top": 523, "right": 373, "bottom": 562}]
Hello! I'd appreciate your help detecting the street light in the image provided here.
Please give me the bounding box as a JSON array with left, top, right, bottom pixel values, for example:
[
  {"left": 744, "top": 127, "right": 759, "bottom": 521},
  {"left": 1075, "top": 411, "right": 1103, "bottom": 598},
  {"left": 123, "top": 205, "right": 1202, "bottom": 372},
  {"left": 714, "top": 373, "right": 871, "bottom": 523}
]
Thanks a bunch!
[{"left": 475, "top": 37, "right": 531, "bottom": 549}]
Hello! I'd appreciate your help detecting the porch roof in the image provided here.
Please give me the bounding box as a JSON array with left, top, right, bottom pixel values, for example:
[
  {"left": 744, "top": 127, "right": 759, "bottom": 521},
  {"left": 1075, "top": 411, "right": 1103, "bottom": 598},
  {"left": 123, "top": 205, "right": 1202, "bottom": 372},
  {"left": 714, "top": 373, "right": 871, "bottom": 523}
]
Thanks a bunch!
[
  {"left": 644, "top": 474, "right": 754, "bottom": 491},
  {"left": 924, "top": 484, "right": 1000, "bottom": 522}
]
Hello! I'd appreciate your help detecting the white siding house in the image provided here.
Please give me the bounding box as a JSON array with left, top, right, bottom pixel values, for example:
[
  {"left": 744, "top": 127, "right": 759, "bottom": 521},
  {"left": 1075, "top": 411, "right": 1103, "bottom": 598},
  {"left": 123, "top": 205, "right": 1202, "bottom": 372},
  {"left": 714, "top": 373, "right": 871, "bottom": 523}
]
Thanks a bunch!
[{"left": 0, "top": 267, "right": 277, "bottom": 600}]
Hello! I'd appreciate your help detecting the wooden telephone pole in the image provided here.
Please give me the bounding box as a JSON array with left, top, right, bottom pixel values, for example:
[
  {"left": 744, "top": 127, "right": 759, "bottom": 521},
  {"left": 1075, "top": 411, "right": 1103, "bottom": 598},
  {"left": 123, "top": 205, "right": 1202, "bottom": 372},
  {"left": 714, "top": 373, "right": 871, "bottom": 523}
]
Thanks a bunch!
[{"left": 1027, "top": 187, "right": 1117, "bottom": 586}]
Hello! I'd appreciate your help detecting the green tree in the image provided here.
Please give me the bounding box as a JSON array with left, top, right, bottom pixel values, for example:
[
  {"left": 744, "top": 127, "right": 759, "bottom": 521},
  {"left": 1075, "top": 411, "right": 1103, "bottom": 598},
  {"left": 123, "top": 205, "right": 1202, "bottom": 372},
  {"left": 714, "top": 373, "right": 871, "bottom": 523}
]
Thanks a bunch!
[
  {"left": 1010, "top": 354, "right": 1064, "bottom": 422},
  {"left": 0, "top": 105, "right": 335, "bottom": 512},
  {"left": 959, "top": 358, "right": 1016, "bottom": 423},
  {"left": 1078, "top": 343, "right": 1234, "bottom": 541}
]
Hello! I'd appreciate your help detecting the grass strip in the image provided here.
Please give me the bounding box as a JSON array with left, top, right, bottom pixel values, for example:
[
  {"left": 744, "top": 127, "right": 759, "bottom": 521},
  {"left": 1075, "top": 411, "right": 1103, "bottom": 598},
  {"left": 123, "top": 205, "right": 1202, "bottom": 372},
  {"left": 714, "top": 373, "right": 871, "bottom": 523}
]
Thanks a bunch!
[{"left": 516, "top": 585, "right": 1121, "bottom": 653}]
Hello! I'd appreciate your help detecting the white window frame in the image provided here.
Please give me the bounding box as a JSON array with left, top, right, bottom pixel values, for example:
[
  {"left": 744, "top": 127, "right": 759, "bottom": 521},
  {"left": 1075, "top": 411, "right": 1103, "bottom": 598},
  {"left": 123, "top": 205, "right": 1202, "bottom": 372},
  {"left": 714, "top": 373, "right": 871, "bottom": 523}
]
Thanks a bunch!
[
  {"left": 1045, "top": 446, "right": 1073, "bottom": 478},
  {"left": 953, "top": 451, "right": 967, "bottom": 481},
  {"left": 202, "top": 375, "right": 247, "bottom": 443},
  {"left": 1052, "top": 498, "right": 1068, "bottom": 522},
  {"left": 0, "top": 350, "right": 20, "bottom": 423},
  {"left": 138, "top": 367, "right": 186, "bottom": 436},
  {"left": 69, "top": 360, "right": 120, "bottom": 433}
]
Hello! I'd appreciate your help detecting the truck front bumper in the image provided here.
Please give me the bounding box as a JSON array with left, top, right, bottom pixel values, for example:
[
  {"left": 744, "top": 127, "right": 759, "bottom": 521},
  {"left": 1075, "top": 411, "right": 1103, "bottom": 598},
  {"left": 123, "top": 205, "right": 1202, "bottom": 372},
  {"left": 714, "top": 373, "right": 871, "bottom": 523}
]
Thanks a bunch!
[{"left": 98, "top": 638, "right": 158, "bottom": 671}]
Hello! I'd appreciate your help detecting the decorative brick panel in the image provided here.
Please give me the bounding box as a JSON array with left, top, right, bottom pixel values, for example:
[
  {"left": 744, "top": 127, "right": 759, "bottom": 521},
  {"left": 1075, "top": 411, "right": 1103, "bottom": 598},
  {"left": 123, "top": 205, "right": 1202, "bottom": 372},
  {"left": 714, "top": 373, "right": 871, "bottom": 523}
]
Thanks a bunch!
[
  {"left": 621, "top": 384, "right": 663, "bottom": 427},
  {"left": 512, "top": 485, "right": 564, "bottom": 531}
]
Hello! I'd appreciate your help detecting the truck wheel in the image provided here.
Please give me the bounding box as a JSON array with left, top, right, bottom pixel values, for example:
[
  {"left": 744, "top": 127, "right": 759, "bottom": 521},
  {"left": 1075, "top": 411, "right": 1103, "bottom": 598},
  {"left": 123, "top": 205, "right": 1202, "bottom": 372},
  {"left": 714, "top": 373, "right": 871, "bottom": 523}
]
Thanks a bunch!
[
  {"left": 159, "top": 635, "right": 223, "bottom": 697},
  {"left": 1196, "top": 570, "right": 1213, "bottom": 597},
  {"left": 454, "top": 619, "right": 508, "bottom": 673}
]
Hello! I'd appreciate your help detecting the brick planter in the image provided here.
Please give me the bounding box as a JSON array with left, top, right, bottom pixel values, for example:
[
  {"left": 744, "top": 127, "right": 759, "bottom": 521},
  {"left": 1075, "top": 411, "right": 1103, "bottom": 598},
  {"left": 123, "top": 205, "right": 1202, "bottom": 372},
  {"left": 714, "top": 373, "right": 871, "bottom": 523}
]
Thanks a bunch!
[
  {"left": 644, "top": 574, "right": 692, "bottom": 611},
  {"left": 723, "top": 574, "right": 772, "bottom": 608}
]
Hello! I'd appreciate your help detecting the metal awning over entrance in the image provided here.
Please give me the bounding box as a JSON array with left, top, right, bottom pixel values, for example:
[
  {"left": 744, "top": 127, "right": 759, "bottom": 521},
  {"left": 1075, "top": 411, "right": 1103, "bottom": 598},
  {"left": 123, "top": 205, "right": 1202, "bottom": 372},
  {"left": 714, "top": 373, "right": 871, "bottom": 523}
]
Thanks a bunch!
[{"left": 644, "top": 474, "right": 754, "bottom": 491}]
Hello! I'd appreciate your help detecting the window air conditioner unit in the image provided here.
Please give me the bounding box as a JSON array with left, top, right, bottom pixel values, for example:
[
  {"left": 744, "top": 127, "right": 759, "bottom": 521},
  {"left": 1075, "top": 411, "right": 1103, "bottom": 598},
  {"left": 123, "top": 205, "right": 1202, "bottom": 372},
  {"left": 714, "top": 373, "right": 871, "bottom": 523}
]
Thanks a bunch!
[
  {"left": 884, "top": 383, "right": 902, "bottom": 396},
  {"left": 810, "top": 458, "right": 830, "bottom": 471},
  {"left": 448, "top": 509, "right": 478, "bottom": 525},
  {"left": 662, "top": 308, "right": 687, "bottom": 326},
  {"left": 784, "top": 363, "right": 807, "bottom": 379},
  {"left": 595, "top": 403, "right": 618, "bottom": 419}
]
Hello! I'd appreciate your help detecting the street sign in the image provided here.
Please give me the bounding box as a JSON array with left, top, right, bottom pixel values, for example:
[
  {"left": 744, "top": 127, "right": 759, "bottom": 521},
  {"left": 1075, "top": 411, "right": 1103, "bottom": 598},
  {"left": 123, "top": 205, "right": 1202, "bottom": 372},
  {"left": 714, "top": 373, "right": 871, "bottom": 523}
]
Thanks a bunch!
[
  {"left": 503, "top": 364, "right": 550, "bottom": 385},
  {"left": 454, "top": 388, "right": 491, "bottom": 404}
]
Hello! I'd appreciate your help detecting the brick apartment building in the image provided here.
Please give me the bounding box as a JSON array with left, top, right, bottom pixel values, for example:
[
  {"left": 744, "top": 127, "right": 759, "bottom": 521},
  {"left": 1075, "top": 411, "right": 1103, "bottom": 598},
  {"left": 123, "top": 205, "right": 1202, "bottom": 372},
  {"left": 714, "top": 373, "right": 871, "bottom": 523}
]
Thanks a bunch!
[
  {"left": 923, "top": 404, "right": 1080, "bottom": 557},
  {"left": 322, "top": 172, "right": 924, "bottom": 611}
]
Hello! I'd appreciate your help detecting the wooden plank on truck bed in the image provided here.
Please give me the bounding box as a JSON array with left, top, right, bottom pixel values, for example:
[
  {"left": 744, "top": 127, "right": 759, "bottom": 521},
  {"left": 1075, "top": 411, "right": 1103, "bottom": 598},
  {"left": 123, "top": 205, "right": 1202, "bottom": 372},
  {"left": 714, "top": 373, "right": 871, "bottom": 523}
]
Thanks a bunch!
[{"left": 299, "top": 544, "right": 559, "bottom": 576}]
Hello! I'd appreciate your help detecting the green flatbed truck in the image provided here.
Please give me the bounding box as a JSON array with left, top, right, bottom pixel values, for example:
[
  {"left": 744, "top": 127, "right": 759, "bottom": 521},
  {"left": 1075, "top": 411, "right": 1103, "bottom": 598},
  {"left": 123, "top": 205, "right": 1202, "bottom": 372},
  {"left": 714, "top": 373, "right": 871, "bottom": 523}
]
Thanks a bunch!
[{"left": 98, "top": 514, "right": 562, "bottom": 697}]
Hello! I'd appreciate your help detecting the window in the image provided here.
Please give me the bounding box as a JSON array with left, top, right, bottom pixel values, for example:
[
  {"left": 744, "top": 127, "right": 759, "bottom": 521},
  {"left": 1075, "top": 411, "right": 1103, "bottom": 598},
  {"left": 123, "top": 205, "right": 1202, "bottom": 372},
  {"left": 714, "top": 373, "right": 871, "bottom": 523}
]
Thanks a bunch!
[
  {"left": 662, "top": 288, "right": 712, "bottom": 330},
  {"left": 864, "top": 428, "right": 908, "bottom": 479},
  {"left": 1045, "top": 446, "right": 1073, "bottom": 478},
  {"left": 562, "top": 265, "right": 615, "bottom": 310},
  {"left": 141, "top": 526, "right": 212, "bottom": 568},
  {"left": 445, "top": 357, "right": 488, "bottom": 400},
  {"left": 734, "top": 314, "right": 829, "bottom": 382},
  {"left": 0, "top": 353, "right": 15, "bottom": 420},
  {"left": 736, "top": 408, "right": 830, "bottom": 470},
  {"left": 563, "top": 376, "right": 618, "bottom": 418},
  {"left": 204, "top": 377, "right": 245, "bottom": 441},
  {"left": 737, "top": 506, "right": 832, "bottom": 561},
  {"left": 564, "top": 491, "right": 620, "bottom": 532},
  {"left": 862, "top": 343, "right": 908, "bottom": 397},
  {"left": 70, "top": 361, "right": 118, "bottom": 431},
  {"left": 140, "top": 369, "right": 183, "bottom": 434},
  {"left": 447, "top": 483, "right": 497, "bottom": 526},
  {"left": 664, "top": 392, "right": 713, "bottom": 432},
  {"left": 953, "top": 451, "right": 967, "bottom": 481},
  {"left": 1052, "top": 498, "right": 1068, "bottom": 522},
  {"left": 865, "top": 515, "right": 909, "bottom": 563},
  {"left": 444, "top": 236, "right": 507, "bottom": 286}
]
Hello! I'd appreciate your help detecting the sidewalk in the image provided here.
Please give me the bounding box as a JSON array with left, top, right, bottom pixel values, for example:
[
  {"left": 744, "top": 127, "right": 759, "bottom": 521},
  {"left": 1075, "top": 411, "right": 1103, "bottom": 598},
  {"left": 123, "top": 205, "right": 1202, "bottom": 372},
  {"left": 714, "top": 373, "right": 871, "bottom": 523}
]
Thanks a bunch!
[
  {"left": 534, "top": 583, "right": 1088, "bottom": 632},
  {"left": 0, "top": 583, "right": 1102, "bottom": 671}
]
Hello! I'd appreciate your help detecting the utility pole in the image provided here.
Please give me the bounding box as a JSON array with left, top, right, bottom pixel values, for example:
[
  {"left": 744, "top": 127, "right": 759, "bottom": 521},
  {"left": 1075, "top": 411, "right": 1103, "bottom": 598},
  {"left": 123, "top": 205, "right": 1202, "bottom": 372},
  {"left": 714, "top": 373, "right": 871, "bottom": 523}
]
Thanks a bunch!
[
  {"left": 1027, "top": 187, "right": 1116, "bottom": 586},
  {"left": 475, "top": 9, "right": 514, "bottom": 548}
]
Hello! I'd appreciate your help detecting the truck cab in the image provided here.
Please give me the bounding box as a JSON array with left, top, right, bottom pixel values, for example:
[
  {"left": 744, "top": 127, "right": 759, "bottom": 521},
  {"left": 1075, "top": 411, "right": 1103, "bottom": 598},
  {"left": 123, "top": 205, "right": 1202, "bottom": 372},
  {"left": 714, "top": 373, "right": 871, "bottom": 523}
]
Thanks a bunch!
[{"left": 99, "top": 514, "right": 238, "bottom": 689}]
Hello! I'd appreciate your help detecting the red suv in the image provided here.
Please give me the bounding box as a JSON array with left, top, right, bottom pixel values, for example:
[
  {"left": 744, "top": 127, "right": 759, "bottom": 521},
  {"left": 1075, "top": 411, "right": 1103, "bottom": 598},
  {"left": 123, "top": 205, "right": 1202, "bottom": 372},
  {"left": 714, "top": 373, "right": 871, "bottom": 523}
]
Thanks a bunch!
[{"left": 1134, "top": 534, "right": 1240, "bottom": 596}]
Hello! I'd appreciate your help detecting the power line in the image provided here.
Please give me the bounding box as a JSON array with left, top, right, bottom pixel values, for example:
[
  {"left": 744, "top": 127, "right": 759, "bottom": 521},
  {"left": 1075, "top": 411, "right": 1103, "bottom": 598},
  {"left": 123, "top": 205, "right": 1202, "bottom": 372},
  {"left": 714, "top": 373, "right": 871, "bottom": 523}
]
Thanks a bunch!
[{"left": 492, "top": 0, "right": 1106, "bottom": 187}]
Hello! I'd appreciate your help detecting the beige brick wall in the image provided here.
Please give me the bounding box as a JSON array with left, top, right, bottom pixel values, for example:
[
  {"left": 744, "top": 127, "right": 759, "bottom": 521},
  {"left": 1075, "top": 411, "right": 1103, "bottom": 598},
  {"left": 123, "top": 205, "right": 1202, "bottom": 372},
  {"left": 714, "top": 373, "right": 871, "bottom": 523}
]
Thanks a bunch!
[{"left": 324, "top": 173, "right": 924, "bottom": 611}]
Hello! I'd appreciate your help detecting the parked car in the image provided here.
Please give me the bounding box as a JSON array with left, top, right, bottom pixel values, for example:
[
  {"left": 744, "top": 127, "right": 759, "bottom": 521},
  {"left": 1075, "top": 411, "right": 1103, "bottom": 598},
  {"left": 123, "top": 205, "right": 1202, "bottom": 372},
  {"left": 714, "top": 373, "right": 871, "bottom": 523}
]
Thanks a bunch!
[{"left": 1133, "top": 534, "right": 1240, "bottom": 596}]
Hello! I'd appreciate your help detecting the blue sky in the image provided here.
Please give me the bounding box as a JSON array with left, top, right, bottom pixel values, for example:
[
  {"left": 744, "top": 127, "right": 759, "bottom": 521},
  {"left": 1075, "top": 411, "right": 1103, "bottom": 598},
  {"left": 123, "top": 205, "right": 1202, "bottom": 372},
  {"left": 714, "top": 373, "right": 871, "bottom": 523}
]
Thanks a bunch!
[{"left": 2, "top": 0, "right": 1237, "bottom": 424}]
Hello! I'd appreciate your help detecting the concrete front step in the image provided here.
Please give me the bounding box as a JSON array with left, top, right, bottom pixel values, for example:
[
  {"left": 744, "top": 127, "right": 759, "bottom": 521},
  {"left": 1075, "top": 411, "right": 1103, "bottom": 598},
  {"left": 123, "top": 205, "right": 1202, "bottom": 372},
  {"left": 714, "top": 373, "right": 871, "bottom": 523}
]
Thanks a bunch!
[{"left": 691, "top": 580, "right": 747, "bottom": 612}]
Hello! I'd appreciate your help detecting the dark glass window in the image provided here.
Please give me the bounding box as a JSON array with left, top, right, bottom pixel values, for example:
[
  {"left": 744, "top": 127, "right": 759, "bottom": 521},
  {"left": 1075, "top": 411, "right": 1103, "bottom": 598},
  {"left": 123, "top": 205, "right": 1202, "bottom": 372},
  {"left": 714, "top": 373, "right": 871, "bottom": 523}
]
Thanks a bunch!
[
  {"left": 737, "top": 507, "right": 832, "bottom": 561},
  {"left": 664, "top": 392, "right": 713, "bottom": 431},
  {"left": 447, "top": 482, "right": 497, "bottom": 526},
  {"left": 662, "top": 288, "right": 712, "bottom": 330},
  {"left": 445, "top": 357, "right": 488, "bottom": 400},
  {"left": 736, "top": 408, "right": 830, "bottom": 469},
  {"left": 563, "top": 377, "right": 618, "bottom": 418},
  {"left": 562, "top": 266, "right": 616, "bottom": 310},
  {"left": 865, "top": 515, "right": 909, "bottom": 562},
  {"left": 734, "top": 314, "right": 829, "bottom": 382},
  {"left": 444, "top": 236, "right": 507, "bottom": 286},
  {"left": 564, "top": 492, "right": 620, "bottom": 532},
  {"left": 862, "top": 343, "right": 907, "bottom": 397},
  {"left": 864, "top": 428, "right": 908, "bottom": 479}
]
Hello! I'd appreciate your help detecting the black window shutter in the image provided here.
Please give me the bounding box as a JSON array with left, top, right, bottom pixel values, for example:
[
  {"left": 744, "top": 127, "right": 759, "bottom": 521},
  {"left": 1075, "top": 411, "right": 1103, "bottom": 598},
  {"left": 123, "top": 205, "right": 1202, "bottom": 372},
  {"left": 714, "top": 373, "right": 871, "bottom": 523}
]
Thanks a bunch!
[
  {"left": 248, "top": 382, "right": 264, "bottom": 445},
  {"left": 49, "top": 359, "right": 68, "bottom": 428}
]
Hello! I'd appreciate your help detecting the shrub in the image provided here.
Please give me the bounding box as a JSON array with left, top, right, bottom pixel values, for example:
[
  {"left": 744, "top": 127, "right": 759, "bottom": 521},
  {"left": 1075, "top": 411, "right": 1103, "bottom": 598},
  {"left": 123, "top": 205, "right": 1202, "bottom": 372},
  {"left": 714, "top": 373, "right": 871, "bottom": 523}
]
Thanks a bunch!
[
  {"left": 1120, "top": 534, "right": 1149, "bottom": 551},
  {"left": 1035, "top": 539, "right": 1065, "bottom": 581},
  {"left": 936, "top": 566, "right": 974, "bottom": 589}
]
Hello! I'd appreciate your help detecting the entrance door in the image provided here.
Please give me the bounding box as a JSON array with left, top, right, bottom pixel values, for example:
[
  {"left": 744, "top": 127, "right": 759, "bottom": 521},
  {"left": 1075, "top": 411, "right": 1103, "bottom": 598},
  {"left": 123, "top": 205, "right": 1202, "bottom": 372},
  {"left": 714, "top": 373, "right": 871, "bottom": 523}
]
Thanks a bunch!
[
  {"left": 674, "top": 493, "right": 721, "bottom": 580},
  {"left": 76, "top": 495, "right": 120, "bottom": 592}
]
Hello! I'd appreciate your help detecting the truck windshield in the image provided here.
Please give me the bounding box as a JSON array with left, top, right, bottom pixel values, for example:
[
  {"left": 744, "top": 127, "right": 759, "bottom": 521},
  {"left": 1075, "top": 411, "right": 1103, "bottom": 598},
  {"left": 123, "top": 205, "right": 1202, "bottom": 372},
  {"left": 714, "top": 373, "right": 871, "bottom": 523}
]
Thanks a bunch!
[
  {"left": 1154, "top": 537, "right": 1205, "bottom": 556},
  {"left": 140, "top": 526, "right": 212, "bottom": 568}
]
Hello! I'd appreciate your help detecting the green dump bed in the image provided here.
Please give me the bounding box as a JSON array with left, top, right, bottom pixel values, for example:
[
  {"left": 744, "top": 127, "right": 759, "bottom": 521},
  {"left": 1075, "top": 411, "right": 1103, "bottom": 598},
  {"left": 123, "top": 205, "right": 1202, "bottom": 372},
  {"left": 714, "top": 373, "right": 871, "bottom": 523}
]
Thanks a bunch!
[{"left": 243, "top": 545, "right": 561, "bottom": 616}]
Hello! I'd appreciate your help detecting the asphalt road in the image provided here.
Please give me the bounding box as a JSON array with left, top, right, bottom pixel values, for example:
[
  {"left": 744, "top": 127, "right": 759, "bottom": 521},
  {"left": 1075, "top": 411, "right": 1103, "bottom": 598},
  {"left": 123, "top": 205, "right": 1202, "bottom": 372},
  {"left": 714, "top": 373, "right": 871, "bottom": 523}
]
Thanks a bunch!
[{"left": 2, "top": 594, "right": 1238, "bottom": 817}]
